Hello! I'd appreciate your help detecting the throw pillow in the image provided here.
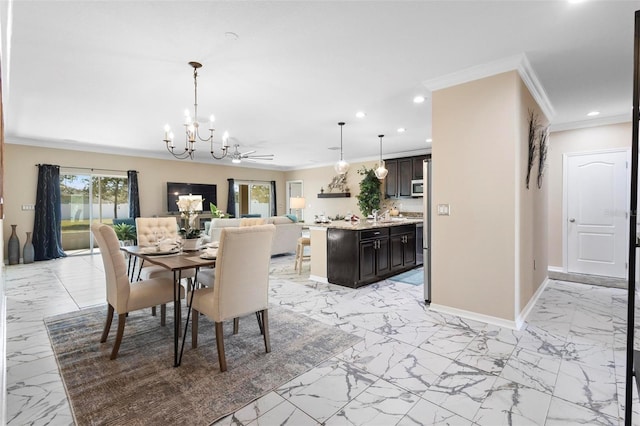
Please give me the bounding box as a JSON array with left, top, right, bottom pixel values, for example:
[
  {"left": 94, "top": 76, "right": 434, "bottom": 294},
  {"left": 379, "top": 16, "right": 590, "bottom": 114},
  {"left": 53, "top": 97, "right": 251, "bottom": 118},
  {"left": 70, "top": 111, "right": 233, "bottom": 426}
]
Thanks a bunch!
[{"left": 284, "top": 214, "right": 298, "bottom": 223}]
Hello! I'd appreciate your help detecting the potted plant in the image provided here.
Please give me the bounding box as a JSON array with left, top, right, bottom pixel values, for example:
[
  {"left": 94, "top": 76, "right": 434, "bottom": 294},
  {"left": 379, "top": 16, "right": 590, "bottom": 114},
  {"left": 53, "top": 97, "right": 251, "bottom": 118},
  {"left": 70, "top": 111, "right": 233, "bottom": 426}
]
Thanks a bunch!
[
  {"left": 177, "top": 197, "right": 202, "bottom": 250},
  {"left": 356, "top": 166, "right": 382, "bottom": 217},
  {"left": 209, "top": 202, "right": 229, "bottom": 219},
  {"left": 113, "top": 223, "right": 136, "bottom": 247}
]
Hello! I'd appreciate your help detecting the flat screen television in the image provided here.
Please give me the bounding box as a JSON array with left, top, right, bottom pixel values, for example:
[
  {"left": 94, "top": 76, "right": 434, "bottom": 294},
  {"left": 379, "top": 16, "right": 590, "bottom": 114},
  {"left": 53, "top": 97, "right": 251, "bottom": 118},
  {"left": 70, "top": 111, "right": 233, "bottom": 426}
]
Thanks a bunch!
[{"left": 167, "top": 182, "right": 217, "bottom": 213}]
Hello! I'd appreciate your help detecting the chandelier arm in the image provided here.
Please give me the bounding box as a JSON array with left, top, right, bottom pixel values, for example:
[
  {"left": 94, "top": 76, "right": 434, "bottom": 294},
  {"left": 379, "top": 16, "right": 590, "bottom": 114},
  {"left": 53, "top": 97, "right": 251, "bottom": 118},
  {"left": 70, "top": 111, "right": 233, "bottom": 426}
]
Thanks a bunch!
[
  {"left": 209, "top": 146, "right": 229, "bottom": 160},
  {"left": 166, "top": 144, "right": 194, "bottom": 160}
]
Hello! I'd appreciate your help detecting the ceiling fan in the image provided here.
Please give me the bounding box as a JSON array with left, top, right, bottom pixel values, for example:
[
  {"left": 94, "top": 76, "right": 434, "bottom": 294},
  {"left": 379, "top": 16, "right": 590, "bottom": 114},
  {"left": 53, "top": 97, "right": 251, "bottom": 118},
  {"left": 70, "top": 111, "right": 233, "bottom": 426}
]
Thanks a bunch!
[{"left": 230, "top": 144, "right": 274, "bottom": 164}]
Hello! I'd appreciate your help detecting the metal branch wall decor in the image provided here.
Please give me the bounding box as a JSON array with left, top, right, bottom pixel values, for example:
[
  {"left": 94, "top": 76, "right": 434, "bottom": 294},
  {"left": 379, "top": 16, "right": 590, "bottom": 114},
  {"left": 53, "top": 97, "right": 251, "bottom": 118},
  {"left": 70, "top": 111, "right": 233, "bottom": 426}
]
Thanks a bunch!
[
  {"left": 537, "top": 126, "right": 549, "bottom": 189},
  {"left": 526, "top": 110, "right": 540, "bottom": 189}
]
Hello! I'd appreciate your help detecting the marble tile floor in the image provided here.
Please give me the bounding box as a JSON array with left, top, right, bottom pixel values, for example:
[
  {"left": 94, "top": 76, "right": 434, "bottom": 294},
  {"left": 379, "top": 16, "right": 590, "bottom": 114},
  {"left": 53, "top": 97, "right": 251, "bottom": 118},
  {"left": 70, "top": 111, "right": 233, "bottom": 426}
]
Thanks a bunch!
[{"left": 4, "top": 253, "right": 640, "bottom": 425}]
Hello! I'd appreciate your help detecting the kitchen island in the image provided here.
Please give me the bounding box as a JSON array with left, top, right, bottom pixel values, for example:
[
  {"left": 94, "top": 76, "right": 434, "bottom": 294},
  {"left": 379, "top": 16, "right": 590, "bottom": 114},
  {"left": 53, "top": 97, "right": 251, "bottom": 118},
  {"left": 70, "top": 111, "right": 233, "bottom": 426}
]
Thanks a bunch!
[{"left": 308, "top": 218, "right": 422, "bottom": 288}]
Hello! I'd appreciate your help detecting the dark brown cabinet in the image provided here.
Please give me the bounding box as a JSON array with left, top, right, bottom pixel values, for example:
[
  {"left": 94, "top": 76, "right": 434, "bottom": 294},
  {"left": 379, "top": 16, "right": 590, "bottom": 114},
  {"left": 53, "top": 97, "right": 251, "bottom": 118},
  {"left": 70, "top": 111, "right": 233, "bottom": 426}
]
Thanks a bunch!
[
  {"left": 327, "top": 224, "right": 417, "bottom": 288},
  {"left": 390, "top": 225, "right": 416, "bottom": 272},
  {"left": 384, "top": 155, "right": 427, "bottom": 198},
  {"left": 384, "top": 158, "right": 412, "bottom": 198},
  {"left": 359, "top": 230, "right": 390, "bottom": 282},
  {"left": 412, "top": 156, "right": 428, "bottom": 180}
]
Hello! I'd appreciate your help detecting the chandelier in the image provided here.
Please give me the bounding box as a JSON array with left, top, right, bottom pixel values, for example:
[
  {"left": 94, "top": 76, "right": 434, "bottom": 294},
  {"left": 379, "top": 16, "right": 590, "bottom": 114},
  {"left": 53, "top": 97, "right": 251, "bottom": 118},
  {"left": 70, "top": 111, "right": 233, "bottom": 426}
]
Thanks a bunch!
[
  {"left": 374, "top": 134, "right": 388, "bottom": 179},
  {"left": 163, "top": 61, "right": 230, "bottom": 160},
  {"left": 334, "top": 122, "right": 350, "bottom": 175}
]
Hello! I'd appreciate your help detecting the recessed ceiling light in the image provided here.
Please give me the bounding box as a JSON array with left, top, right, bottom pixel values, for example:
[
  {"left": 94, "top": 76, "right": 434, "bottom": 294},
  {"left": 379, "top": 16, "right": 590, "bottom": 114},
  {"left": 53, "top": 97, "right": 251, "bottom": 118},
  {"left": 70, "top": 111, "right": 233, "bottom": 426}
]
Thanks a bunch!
[
  {"left": 355, "top": 111, "right": 366, "bottom": 118},
  {"left": 225, "top": 31, "right": 239, "bottom": 40},
  {"left": 587, "top": 111, "right": 600, "bottom": 117},
  {"left": 426, "top": 138, "right": 432, "bottom": 143},
  {"left": 397, "top": 128, "right": 406, "bottom": 133},
  {"left": 413, "top": 95, "right": 425, "bottom": 104}
]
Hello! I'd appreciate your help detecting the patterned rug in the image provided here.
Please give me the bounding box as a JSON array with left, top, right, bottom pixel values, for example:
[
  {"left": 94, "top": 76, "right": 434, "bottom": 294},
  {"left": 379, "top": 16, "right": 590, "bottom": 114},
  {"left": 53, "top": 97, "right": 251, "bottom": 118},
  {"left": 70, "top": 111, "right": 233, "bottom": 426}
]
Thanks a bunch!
[
  {"left": 389, "top": 267, "right": 424, "bottom": 286},
  {"left": 45, "top": 304, "right": 361, "bottom": 425}
]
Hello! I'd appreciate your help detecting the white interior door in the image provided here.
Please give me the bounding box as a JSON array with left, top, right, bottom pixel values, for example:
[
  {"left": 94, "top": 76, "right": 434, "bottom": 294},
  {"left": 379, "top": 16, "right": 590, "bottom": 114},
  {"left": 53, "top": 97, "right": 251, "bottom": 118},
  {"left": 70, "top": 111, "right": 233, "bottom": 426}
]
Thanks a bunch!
[{"left": 566, "top": 150, "right": 629, "bottom": 278}]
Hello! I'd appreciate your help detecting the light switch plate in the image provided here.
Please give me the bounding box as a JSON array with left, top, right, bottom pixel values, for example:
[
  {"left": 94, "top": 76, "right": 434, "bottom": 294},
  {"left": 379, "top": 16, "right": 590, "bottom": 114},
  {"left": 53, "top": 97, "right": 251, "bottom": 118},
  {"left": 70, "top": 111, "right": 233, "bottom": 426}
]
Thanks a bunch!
[{"left": 437, "top": 204, "right": 450, "bottom": 216}]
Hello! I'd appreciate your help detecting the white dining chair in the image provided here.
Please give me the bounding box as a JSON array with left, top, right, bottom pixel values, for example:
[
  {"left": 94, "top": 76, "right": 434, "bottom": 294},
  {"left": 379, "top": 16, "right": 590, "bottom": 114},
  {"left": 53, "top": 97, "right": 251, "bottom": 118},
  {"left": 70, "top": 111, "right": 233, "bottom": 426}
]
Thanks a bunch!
[
  {"left": 91, "top": 223, "right": 184, "bottom": 359},
  {"left": 189, "top": 224, "right": 275, "bottom": 371}
]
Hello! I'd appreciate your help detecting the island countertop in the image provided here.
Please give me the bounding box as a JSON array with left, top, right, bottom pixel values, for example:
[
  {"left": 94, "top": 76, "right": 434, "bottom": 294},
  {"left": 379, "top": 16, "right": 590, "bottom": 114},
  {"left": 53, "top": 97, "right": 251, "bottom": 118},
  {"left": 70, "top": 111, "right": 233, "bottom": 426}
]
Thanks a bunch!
[{"left": 308, "top": 217, "right": 422, "bottom": 231}]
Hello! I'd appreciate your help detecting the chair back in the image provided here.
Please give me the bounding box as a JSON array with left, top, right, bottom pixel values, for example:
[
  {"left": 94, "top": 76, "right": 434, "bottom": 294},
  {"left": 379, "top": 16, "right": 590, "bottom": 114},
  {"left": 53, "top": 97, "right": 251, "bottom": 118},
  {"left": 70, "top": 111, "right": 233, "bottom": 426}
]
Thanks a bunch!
[
  {"left": 240, "top": 218, "right": 266, "bottom": 227},
  {"left": 212, "top": 224, "right": 275, "bottom": 322},
  {"left": 91, "top": 223, "right": 131, "bottom": 313},
  {"left": 135, "top": 217, "right": 179, "bottom": 247}
]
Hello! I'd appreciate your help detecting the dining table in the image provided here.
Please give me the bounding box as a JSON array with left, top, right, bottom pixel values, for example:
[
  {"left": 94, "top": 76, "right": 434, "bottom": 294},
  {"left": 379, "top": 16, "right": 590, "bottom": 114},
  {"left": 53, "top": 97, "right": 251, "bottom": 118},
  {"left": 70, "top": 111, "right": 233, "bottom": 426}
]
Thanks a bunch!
[{"left": 120, "top": 244, "right": 217, "bottom": 367}]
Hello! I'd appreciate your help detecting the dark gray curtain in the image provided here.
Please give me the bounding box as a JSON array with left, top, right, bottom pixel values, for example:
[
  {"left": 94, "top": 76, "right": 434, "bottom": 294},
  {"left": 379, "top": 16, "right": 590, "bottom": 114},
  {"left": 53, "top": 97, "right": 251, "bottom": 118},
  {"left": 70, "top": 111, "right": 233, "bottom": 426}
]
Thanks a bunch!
[
  {"left": 270, "top": 180, "right": 277, "bottom": 216},
  {"left": 127, "top": 170, "right": 140, "bottom": 218},
  {"left": 33, "top": 164, "right": 66, "bottom": 261},
  {"left": 226, "top": 178, "right": 236, "bottom": 218}
]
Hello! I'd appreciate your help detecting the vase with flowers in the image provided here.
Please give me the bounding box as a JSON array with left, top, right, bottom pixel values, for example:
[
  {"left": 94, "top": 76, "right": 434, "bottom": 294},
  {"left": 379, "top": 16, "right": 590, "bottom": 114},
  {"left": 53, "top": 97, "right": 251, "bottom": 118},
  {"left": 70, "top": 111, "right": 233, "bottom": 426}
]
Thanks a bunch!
[{"left": 177, "top": 196, "right": 202, "bottom": 250}]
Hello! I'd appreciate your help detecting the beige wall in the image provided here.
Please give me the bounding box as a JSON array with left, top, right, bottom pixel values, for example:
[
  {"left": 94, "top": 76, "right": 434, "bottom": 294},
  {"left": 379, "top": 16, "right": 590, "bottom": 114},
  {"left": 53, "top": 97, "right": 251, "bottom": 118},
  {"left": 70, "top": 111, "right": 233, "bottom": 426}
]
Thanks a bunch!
[
  {"left": 431, "top": 70, "right": 547, "bottom": 323},
  {"left": 547, "top": 122, "right": 631, "bottom": 270},
  {"left": 3, "top": 143, "right": 287, "bottom": 254},
  {"left": 517, "top": 78, "right": 548, "bottom": 314},
  {"left": 5, "top": 144, "right": 415, "bottom": 257},
  {"left": 284, "top": 161, "right": 418, "bottom": 220}
]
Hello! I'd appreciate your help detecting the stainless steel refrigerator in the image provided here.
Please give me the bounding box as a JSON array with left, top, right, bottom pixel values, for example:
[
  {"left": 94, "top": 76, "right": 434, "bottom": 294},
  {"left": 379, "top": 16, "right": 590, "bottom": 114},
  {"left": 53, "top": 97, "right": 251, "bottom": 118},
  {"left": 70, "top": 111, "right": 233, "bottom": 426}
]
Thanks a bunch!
[{"left": 423, "top": 159, "right": 432, "bottom": 304}]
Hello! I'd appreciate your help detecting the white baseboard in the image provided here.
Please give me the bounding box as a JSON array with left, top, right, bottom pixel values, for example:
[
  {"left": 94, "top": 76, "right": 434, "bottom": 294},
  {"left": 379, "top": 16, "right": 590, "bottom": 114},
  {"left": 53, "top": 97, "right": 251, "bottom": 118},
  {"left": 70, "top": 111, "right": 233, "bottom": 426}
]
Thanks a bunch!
[
  {"left": 309, "top": 274, "right": 328, "bottom": 284},
  {"left": 547, "top": 266, "right": 564, "bottom": 273},
  {"left": 429, "top": 303, "right": 520, "bottom": 330},
  {"left": 515, "top": 278, "right": 549, "bottom": 330}
]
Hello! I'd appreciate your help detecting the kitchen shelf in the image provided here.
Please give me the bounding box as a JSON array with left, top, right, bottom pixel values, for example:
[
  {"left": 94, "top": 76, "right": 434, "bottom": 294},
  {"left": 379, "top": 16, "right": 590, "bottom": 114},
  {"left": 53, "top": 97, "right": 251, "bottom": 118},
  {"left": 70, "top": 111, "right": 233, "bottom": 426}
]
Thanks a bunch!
[{"left": 318, "top": 192, "right": 351, "bottom": 198}]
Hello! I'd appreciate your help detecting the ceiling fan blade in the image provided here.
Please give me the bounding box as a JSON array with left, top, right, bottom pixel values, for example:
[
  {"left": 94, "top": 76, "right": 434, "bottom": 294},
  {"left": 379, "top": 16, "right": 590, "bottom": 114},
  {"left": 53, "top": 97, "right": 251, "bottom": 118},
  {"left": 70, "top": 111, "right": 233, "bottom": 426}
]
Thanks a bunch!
[
  {"left": 246, "top": 154, "right": 274, "bottom": 158},
  {"left": 241, "top": 150, "right": 256, "bottom": 156}
]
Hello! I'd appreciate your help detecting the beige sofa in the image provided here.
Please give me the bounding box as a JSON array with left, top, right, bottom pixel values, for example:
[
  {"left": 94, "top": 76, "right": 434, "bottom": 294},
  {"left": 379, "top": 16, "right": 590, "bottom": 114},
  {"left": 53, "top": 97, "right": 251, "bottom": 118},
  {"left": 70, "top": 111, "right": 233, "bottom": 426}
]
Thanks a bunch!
[{"left": 203, "top": 216, "right": 302, "bottom": 256}]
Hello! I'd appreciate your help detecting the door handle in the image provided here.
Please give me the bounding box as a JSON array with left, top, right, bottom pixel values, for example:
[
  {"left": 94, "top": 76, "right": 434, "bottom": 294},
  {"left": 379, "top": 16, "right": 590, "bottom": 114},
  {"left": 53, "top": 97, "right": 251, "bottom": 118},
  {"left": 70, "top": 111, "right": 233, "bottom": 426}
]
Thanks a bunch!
[{"left": 569, "top": 218, "right": 576, "bottom": 223}]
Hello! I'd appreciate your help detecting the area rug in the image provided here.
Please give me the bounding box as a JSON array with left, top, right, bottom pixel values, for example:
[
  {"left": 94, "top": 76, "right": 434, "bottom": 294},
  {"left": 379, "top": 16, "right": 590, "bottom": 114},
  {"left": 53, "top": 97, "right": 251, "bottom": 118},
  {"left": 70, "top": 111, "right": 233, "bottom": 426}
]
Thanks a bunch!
[
  {"left": 389, "top": 268, "right": 424, "bottom": 286},
  {"left": 45, "top": 304, "right": 361, "bottom": 425}
]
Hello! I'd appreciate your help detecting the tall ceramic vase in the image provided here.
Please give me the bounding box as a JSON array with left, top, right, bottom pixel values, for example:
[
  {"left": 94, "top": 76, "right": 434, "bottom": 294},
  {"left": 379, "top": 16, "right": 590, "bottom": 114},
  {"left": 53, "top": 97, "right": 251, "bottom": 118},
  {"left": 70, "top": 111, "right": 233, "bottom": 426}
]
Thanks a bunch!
[
  {"left": 8, "top": 224, "right": 20, "bottom": 265},
  {"left": 23, "top": 232, "right": 34, "bottom": 264}
]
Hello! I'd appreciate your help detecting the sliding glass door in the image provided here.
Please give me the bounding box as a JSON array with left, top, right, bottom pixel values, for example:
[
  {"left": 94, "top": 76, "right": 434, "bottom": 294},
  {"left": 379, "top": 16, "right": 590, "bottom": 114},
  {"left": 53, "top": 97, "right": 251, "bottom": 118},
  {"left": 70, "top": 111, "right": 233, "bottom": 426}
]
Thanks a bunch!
[
  {"left": 235, "top": 181, "right": 272, "bottom": 218},
  {"left": 60, "top": 172, "right": 129, "bottom": 254}
]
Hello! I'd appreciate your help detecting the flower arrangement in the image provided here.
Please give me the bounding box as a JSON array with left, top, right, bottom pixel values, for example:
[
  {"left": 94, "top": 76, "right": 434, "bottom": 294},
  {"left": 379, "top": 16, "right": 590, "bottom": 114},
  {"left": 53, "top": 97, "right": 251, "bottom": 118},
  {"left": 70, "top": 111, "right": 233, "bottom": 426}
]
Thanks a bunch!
[{"left": 177, "top": 196, "right": 202, "bottom": 239}]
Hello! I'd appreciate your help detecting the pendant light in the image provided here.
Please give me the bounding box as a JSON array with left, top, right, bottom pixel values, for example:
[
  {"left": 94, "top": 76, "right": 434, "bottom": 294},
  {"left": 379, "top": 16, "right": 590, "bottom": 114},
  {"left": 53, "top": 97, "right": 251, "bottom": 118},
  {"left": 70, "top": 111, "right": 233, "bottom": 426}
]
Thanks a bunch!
[
  {"left": 334, "top": 122, "right": 350, "bottom": 175},
  {"left": 374, "top": 134, "right": 388, "bottom": 179}
]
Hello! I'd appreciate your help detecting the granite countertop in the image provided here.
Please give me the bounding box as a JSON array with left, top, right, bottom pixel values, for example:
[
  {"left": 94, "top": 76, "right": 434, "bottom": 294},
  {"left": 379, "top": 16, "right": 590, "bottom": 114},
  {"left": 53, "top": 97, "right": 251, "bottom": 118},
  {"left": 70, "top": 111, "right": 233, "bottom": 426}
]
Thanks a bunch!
[{"left": 309, "top": 217, "right": 422, "bottom": 231}]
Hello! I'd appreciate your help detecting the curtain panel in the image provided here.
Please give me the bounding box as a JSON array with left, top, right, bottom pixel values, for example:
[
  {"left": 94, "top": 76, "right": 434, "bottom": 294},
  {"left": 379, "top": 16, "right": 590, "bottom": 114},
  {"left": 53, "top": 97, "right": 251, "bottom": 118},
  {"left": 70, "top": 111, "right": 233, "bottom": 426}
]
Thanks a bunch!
[
  {"left": 226, "top": 178, "right": 236, "bottom": 218},
  {"left": 127, "top": 170, "right": 140, "bottom": 218},
  {"left": 33, "top": 164, "right": 66, "bottom": 261},
  {"left": 270, "top": 180, "right": 277, "bottom": 216}
]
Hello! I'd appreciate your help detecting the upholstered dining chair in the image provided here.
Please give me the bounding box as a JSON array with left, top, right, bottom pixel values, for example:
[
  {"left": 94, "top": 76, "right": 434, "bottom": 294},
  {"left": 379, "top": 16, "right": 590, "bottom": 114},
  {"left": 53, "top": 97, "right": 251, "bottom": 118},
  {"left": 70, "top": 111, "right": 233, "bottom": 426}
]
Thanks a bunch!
[
  {"left": 195, "top": 217, "right": 268, "bottom": 288},
  {"left": 190, "top": 224, "right": 276, "bottom": 372},
  {"left": 91, "top": 223, "right": 184, "bottom": 360},
  {"left": 135, "top": 216, "right": 196, "bottom": 282}
]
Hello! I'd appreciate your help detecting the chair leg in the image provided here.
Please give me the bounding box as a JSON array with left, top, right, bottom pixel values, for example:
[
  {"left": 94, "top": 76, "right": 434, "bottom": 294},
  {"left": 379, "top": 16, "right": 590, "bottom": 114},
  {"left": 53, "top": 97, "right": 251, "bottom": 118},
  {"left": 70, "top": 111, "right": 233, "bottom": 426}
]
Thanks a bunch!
[
  {"left": 233, "top": 318, "right": 239, "bottom": 335},
  {"left": 101, "top": 304, "right": 114, "bottom": 343},
  {"left": 191, "top": 308, "right": 199, "bottom": 349},
  {"left": 160, "top": 304, "right": 166, "bottom": 326},
  {"left": 294, "top": 243, "right": 300, "bottom": 272},
  {"left": 152, "top": 306, "right": 157, "bottom": 316},
  {"left": 256, "top": 311, "right": 264, "bottom": 335},
  {"left": 215, "top": 322, "right": 227, "bottom": 372},
  {"left": 111, "top": 313, "right": 126, "bottom": 360},
  {"left": 262, "top": 309, "right": 271, "bottom": 353}
]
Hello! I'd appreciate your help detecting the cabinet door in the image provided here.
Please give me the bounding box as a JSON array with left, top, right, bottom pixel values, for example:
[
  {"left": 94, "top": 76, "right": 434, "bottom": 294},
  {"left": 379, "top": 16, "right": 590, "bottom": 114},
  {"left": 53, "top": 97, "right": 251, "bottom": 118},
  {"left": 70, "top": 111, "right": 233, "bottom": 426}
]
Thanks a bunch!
[
  {"left": 403, "top": 232, "right": 416, "bottom": 265},
  {"left": 359, "top": 240, "right": 377, "bottom": 281},
  {"left": 384, "top": 160, "right": 398, "bottom": 198},
  {"left": 412, "top": 156, "right": 426, "bottom": 180},
  {"left": 398, "top": 158, "right": 413, "bottom": 197},
  {"left": 376, "top": 237, "right": 391, "bottom": 275},
  {"left": 390, "top": 234, "right": 405, "bottom": 270}
]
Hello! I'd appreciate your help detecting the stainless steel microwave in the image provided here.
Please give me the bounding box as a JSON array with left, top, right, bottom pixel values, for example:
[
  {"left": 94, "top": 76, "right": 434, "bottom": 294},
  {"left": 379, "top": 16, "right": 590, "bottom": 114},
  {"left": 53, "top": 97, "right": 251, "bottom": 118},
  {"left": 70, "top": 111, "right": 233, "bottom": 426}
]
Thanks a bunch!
[{"left": 411, "top": 179, "right": 424, "bottom": 197}]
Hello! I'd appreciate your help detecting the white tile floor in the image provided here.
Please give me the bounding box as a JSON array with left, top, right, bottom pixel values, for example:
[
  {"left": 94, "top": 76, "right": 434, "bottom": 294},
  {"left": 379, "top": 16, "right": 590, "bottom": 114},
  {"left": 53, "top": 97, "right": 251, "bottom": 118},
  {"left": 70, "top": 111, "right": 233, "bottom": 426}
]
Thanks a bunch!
[{"left": 4, "top": 253, "right": 640, "bottom": 425}]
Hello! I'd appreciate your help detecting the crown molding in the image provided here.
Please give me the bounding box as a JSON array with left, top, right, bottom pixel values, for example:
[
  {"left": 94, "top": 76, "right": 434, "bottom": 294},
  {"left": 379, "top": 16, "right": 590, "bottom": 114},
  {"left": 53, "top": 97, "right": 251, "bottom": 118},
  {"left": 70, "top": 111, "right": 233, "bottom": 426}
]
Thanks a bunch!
[
  {"left": 549, "top": 113, "right": 631, "bottom": 133},
  {"left": 422, "top": 53, "right": 555, "bottom": 122}
]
